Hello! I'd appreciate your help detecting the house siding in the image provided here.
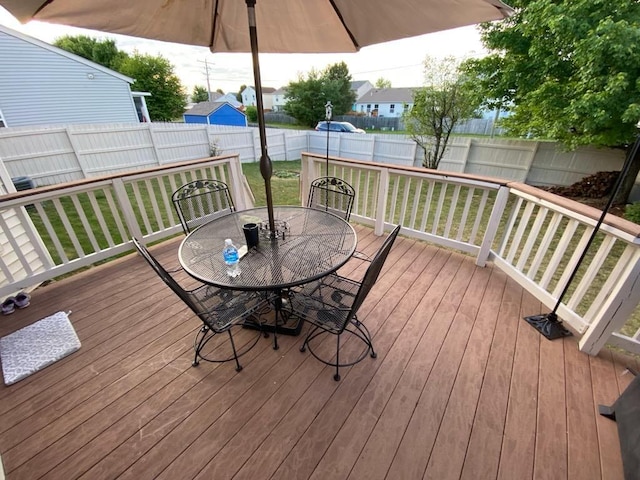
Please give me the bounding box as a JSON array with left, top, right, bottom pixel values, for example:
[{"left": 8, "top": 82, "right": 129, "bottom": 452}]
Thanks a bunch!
[
  {"left": 184, "top": 104, "right": 246, "bottom": 127},
  {"left": 0, "top": 29, "right": 139, "bottom": 127},
  {"left": 184, "top": 115, "right": 208, "bottom": 124}
]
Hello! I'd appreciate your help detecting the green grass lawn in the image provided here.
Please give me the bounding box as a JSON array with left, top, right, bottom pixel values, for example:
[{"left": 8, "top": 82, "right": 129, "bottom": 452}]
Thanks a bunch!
[{"left": 241, "top": 159, "right": 301, "bottom": 206}]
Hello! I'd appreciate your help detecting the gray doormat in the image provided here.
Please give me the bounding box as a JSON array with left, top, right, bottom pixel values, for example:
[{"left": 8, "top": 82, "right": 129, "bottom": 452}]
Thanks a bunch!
[{"left": 0, "top": 311, "right": 81, "bottom": 386}]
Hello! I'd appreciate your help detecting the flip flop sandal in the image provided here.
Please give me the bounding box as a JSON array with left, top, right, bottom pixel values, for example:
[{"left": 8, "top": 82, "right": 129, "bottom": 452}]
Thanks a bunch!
[
  {"left": 2, "top": 297, "right": 16, "bottom": 315},
  {"left": 15, "top": 292, "right": 30, "bottom": 309}
]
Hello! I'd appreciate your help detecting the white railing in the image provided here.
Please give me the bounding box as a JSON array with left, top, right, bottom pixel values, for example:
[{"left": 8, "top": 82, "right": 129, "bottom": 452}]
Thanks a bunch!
[
  {"left": 0, "top": 155, "right": 250, "bottom": 298},
  {"left": 302, "top": 153, "right": 640, "bottom": 355},
  {"left": 1, "top": 150, "right": 639, "bottom": 356}
]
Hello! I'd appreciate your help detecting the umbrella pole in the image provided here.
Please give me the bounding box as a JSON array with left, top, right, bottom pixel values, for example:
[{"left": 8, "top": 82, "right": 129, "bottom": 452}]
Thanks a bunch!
[{"left": 246, "top": 0, "right": 275, "bottom": 237}]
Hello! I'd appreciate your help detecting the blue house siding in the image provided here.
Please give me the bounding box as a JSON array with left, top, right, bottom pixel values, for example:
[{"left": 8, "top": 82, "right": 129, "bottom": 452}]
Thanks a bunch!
[
  {"left": 0, "top": 27, "right": 139, "bottom": 127},
  {"left": 183, "top": 115, "right": 208, "bottom": 124},
  {"left": 184, "top": 103, "right": 247, "bottom": 127},
  {"left": 210, "top": 104, "right": 246, "bottom": 126}
]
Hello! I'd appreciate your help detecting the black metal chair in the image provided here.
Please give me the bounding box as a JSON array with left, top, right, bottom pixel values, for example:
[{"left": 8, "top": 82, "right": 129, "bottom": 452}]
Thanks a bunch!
[
  {"left": 307, "top": 176, "right": 355, "bottom": 221},
  {"left": 292, "top": 224, "right": 401, "bottom": 380},
  {"left": 308, "top": 176, "right": 371, "bottom": 262},
  {"left": 172, "top": 179, "right": 235, "bottom": 234},
  {"left": 132, "top": 237, "right": 271, "bottom": 372}
]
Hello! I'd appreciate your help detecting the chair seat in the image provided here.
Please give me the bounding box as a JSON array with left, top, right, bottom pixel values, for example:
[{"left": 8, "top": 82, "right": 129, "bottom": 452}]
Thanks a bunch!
[
  {"left": 189, "top": 285, "right": 272, "bottom": 332},
  {"left": 291, "top": 274, "right": 360, "bottom": 333}
]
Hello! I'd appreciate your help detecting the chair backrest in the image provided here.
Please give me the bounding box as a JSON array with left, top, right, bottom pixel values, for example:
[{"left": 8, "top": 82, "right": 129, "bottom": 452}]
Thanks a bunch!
[
  {"left": 132, "top": 237, "right": 202, "bottom": 319},
  {"left": 348, "top": 224, "right": 401, "bottom": 322},
  {"left": 172, "top": 179, "right": 235, "bottom": 234},
  {"left": 307, "top": 176, "right": 355, "bottom": 221}
]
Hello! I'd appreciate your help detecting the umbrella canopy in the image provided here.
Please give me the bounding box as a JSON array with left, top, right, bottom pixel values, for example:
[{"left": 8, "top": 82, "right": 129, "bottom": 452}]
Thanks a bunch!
[
  {"left": 2, "top": 0, "right": 512, "bottom": 53},
  {"left": 1, "top": 0, "right": 513, "bottom": 236}
]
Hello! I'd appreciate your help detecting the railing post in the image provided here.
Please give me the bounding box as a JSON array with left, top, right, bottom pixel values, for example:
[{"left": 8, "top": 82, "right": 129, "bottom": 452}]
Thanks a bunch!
[
  {"left": 300, "top": 153, "right": 312, "bottom": 206},
  {"left": 374, "top": 168, "right": 390, "bottom": 235},
  {"left": 476, "top": 185, "right": 510, "bottom": 267},
  {"left": 112, "top": 178, "right": 143, "bottom": 241},
  {"left": 227, "top": 155, "right": 248, "bottom": 210},
  {"left": 579, "top": 251, "right": 640, "bottom": 354}
]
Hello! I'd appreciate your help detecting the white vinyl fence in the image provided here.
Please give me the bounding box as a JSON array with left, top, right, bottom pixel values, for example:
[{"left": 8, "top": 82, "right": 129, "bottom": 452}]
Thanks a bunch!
[{"left": 0, "top": 123, "right": 633, "bottom": 196}]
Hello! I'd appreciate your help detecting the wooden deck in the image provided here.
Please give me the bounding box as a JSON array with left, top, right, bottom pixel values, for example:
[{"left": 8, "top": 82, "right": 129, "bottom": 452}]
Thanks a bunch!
[{"left": 0, "top": 225, "right": 636, "bottom": 480}]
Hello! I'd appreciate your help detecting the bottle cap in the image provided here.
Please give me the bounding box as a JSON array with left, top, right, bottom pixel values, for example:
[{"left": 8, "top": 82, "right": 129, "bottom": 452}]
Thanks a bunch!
[{"left": 225, "top": 238, "right": 232, "bottom": 245}]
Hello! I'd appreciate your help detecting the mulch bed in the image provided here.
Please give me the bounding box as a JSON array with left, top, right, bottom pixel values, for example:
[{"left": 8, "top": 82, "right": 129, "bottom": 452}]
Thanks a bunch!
[{"left": 540, "top": 171, "right": 626, "bottom": 217}]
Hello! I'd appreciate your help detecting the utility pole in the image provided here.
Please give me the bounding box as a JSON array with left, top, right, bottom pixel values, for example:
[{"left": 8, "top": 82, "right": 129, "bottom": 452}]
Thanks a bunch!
[{"left": 197, "top": 59, "right": 213, "bottom": 101}]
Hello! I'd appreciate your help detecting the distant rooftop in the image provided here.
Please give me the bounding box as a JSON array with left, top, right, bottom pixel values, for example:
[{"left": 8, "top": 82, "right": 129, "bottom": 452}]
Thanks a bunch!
[{"left": 356, "top": 87, "right": 416, "bottom": 104}]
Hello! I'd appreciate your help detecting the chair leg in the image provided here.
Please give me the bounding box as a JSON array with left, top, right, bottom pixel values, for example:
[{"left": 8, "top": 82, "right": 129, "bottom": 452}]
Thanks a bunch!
[
  {"left": 334, "top": 334, "right": 341, "bottom": 381},
  {"left": 227, "top": 330, "right": 243, "bottom": 372},
  {"left": 192, "top": 325, "right": 209, "bottom": 367}
]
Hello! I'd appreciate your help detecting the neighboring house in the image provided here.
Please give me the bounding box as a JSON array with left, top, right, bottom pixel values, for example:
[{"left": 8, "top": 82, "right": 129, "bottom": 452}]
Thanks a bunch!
[
  {"left": 272, "top": 87, "right": 288, "bottom": 112},
  {"left": 241, "top": 86, "right": 276, "bottom": 110},
  {"left": 350, "top": 80, "right": 374, "bottom": 111},
  {"left": 183, "top": 101, "right": 247, "bottom": 126},
  {"left": 216, "top": 93, "right": 244, "bottom": 110},
  {"left": 354, "top": 87, "right": 416, "bottom": 118},
  {"left": 0, "top": 25, "right": 149, "bottom": 127}
]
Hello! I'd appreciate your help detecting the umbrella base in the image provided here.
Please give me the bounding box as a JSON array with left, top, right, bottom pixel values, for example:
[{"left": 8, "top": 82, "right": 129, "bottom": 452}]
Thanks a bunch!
[{"left": 523, "top": 312, "right": 573, "bottom": 340}]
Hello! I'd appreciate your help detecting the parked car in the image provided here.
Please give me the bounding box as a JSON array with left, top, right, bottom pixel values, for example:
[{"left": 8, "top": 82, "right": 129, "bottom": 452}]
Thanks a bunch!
[{"left": 315, "top": 121, "right": 366, "bottom": 134}]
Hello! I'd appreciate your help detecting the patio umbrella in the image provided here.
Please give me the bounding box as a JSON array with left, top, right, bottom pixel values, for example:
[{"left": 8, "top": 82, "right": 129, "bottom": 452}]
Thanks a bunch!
[{"left": 0, "top": 0, "right": 513, "bottom": 236}]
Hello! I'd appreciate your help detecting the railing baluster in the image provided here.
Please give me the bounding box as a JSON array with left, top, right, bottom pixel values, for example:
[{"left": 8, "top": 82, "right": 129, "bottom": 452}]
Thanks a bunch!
[
  {"left": 87, "top": 190, "right": 116, "bottom": 248},
  {"left": 70, "top": 194, "right": 101, "bottom": 253},
  {"left": 52, "top": 197, "right": 85, "bottom": 259}
]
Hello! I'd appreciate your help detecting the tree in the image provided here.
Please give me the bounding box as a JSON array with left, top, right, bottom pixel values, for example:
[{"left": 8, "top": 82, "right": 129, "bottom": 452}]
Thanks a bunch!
[
  {"left": 54, "top": 35, "right": 128, "bottom": 71},
  {"left": 236, "top": 85, "right": 247, "bottom": 102},
  {"left": 404, "top": 56, "right": 481, "bottom": 169},
  {"left": 246, "top": 106, "right": 258, "bottom": 123},
  {"left": 119, "top": 52, "right": 187, "bottom": 121},
  {"left": 192, "top": 85, "right": 209, "bottom": 103},
  {"left": 283, "top": 62, "right": 356, "bottom": 127},
  {"left": 322, "top": 62, "right": 356, "bottom": 116},
  {"left": 462, "top": 0, "right": 640, "bottom": 201},
  {"left": 375, "top": 77, "right": 392, "bottom": 88}
]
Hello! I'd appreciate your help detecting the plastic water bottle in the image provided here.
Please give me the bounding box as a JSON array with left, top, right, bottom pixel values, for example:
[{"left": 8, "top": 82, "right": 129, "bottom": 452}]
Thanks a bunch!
[{"left": 222, "top": 239, "right": 241, "bottom": 277}]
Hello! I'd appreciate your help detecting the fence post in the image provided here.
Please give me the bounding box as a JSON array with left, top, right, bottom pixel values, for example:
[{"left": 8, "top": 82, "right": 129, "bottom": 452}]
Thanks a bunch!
[
  {"left": 147, "top": 123, "right": 163, "bottom": 166},
  {"left": 282, "top": 131, "right": 288, "bottom": 161},
  {"left": 65, "top": 126, "right": 88, "bottom": 179},
  {"left": 374, "top": 168, "right": 390, "bottom": 235},
  {"left": 579, "top": 251, "right": 640, "bottom": 354},
  {"left": 370, "top": 134, "right": 376, "bottom": 161},
  {"left": 476, "top": 185, "right": 510, "bottom": 267},
  {"left": 461, "top": 138, "right": 472, "bottom": 173},
  {"left": 523, "top": 141, "right": 541, "bottom": 185},
  {"left": 112, "top": 178, "right": 143, "bottom": 240}
]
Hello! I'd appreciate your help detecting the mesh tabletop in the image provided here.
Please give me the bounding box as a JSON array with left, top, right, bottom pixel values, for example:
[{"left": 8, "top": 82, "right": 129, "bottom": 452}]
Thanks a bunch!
[{"left": 179, "top": 206, "right": 357, "bottom": 291}]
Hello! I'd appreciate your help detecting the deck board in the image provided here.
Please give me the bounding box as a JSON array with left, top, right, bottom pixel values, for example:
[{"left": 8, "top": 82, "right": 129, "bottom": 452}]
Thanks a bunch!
[{"left": 0, "top": 230, "right": 630, "bottom": 480}]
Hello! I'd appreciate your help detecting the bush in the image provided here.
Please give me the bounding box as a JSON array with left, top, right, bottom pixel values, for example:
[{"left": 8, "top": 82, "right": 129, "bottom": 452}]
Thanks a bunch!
[
  {"left": 624, "top": 202, "right": 640, "bottom": 224},
  {"left": 246, "top": 106, "right": 258, "bottom": 123}
]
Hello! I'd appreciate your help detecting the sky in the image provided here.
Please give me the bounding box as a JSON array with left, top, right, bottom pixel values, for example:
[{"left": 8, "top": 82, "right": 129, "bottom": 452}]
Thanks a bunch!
[{"left": 0, "top": 7, "right": 488, "bottom": 95}]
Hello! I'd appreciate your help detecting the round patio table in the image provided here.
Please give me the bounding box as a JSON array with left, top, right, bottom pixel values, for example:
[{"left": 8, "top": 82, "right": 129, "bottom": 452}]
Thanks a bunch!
[{"left": 178, "top": 206, "right": 357, "bottom": 347}]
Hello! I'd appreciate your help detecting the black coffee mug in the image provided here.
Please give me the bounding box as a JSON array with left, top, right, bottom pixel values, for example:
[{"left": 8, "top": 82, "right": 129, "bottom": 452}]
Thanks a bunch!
[{"left": 243, "top": 223, "right": 260, "bottom": 249}]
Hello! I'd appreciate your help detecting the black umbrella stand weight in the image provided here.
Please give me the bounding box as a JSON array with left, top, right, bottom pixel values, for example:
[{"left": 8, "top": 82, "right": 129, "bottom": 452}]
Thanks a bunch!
[
  {"left": 246, "top": 0, "right": 276, "bottom": 238},
  {"left": 524, "top": 131, "right": 640, "bottom": 340}
]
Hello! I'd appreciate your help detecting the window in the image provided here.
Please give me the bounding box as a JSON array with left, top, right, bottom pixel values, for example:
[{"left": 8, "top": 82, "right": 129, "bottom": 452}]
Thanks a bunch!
[
  {"left": 374, "top": 104, "right": 379, "bottom": 109},
  {"left": 390, "top": 104, "right": 395, "bottom": 113}
]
